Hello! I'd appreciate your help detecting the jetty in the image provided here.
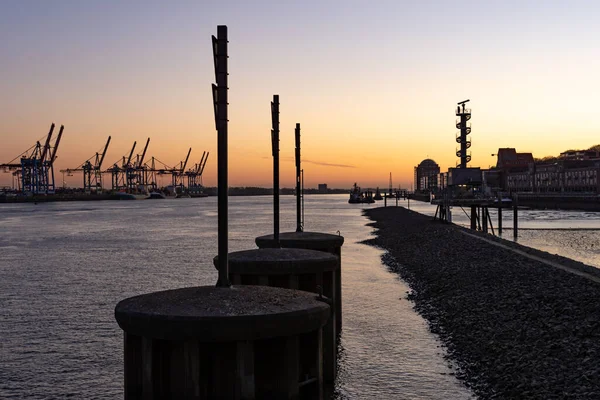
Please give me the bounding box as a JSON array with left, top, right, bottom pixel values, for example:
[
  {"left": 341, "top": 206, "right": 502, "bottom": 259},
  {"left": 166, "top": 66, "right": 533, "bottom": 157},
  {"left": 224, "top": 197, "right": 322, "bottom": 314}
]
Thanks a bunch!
[{"left": 364, "top": 206, "right": 600, "bottom": 399}]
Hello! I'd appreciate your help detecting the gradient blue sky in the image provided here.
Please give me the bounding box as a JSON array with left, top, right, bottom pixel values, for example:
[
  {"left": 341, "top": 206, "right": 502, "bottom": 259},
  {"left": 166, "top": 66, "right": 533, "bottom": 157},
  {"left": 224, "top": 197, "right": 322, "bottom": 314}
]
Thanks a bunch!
[{"left": 2, "top": 0, "right": 599, "bottom": 188}]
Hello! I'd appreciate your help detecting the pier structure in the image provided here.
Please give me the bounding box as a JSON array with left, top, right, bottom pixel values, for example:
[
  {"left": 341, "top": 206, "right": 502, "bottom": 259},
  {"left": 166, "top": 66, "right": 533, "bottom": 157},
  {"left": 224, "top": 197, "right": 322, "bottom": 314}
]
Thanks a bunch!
[
  {"left": 431, "top": 197, "right": 518, "bottom": 237},
  {"left": 210, "top": 96, "right": 345, "bottom": 384},
  {"left": 456, "top": 99, "right": 472, "bottom": 168},
  {"left": 257, "top": 110, "right": 346, "bottom": 334},
  {"left": 115, "top": 25, "right": 331, "bottom": 399},
  {"left": 256, "top": 232, "right": 345, "bottom": 334},
  {"left": 0, "top": 123, "right": 64, "bottom": 194},
  {"left": 213, "top": 248, "right": 340, "bottom": 383}
]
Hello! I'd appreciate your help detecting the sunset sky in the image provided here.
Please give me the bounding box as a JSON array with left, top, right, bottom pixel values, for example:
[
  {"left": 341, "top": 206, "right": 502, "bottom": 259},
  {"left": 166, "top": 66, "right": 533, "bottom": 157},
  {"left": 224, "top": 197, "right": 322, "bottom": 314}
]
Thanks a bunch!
[{"left": 1, "top": 0, "right": 599, "bottom": 189}]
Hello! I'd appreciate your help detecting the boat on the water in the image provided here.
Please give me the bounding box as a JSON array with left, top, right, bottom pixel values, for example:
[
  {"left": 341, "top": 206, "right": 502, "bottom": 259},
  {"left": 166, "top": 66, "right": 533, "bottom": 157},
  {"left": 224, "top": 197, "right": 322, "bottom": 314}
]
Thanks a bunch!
[
  {"left": 148, "top": 191, "right": 167, "bottom": 199},
  {"left": 188, "top": 185, "right": 208, "bottom": 198},
  {"left": 373, "top": 187, "right": 383, "bottom": 201},
  {"left": 116, "top": 191, "right": 150, "bottom": 200},
  {"left": 348, "top": 183, "right": 375, "bottom": 204}
]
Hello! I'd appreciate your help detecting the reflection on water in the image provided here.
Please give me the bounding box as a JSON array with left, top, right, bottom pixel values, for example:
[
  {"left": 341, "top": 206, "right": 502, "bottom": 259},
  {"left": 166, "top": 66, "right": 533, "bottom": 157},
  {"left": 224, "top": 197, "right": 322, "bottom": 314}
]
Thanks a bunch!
[{"left": 0, "top": 195, "right": 472, "bottom": 399}]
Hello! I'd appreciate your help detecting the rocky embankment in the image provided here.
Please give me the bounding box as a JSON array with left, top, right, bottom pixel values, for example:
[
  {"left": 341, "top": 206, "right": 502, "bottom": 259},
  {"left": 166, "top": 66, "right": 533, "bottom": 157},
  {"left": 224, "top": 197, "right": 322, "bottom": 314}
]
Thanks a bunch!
[{"left": 363, "top": 207, "right": 600, "bottom": 399}]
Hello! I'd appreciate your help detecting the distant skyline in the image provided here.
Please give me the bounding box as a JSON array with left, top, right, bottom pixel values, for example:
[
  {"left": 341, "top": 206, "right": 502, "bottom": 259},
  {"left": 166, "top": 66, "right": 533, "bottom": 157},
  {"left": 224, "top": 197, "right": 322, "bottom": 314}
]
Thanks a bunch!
[{"left": 2, "top": 0, "right": 600, "bottom": 189}]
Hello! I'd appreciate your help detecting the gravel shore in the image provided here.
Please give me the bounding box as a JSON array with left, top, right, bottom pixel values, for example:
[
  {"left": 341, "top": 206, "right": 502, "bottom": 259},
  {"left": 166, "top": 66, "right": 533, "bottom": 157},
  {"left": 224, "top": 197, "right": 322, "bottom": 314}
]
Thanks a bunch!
[{"left": 363, "top": 207, "right": 600, "bottom": 400}]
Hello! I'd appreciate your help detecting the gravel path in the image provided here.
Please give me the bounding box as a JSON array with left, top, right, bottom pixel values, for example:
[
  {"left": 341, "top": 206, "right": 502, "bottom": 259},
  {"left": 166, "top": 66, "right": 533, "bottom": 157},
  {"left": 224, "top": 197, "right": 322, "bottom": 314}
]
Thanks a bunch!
[{"left": 363, "top": 207, "right": 600, "bottom": 400}]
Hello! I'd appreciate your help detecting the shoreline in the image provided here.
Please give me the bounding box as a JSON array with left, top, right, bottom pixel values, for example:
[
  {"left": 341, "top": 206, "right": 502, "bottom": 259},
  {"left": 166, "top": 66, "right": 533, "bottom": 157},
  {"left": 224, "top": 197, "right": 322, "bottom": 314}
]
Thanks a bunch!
[{"left": 363, "top": 206, "right": 600, "bottom": 399}]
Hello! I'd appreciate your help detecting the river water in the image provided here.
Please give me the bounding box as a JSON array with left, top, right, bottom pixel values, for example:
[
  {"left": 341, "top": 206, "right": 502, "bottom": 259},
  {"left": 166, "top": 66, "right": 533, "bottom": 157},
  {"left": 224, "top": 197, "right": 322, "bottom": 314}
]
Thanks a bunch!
[
  {"left": 404, "top": 198, "right": 600, "bottom": 269},
  {"left": 0, "top": 195, "right": 473, "bottom": 399}
]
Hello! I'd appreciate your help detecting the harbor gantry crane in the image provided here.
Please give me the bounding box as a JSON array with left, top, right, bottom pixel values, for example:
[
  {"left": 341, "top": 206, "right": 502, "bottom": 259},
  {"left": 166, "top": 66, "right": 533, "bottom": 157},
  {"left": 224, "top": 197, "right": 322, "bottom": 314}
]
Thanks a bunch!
[
  {"left": 0, "top": 123, "right": 64, "bottom": 194},
  {"left": 185, "top": 151, "right": 209, "bottom": 195},
  {"left": 125, "top": 138, "right": 150, "bottom": 192},
  {"left": 171, "top": 147, "right": 192, "bottom": 193},
  {"left": 141, "top": 156, "right": 173, "bottom": 192},
  {"left": 60, "top": 136, "right": 111, "bottom": 192},
  {"left": 106, "top": 141, "right": 137, "bottom": 191}
]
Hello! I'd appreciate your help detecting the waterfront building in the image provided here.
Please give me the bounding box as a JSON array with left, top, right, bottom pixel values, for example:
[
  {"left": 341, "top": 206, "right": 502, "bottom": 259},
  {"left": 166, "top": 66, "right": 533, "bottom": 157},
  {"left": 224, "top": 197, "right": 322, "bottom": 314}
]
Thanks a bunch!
[
  {"left": 414, "top": 159, "right": 440, "bottom": 192},
  {"left": 496, "top": 148, "right": 534, "bottom": 169},
  {"left": 559, "top": 150, "right": 600, "bottom": 160},
  {"left": 318, "top": 183, "right": 328, "bottom": 193},
  {"left": 437, "top": 172, "right": 448, "bottom": 191},
  {"left": 504, "top": 159, "right": 600, "bottom": 194}
]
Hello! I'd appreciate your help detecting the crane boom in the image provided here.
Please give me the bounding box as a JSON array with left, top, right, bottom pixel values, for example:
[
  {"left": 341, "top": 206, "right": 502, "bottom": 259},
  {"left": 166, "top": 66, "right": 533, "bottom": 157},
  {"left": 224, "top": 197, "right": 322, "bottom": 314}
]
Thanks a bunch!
[
  {"left": 138, "top": 138, "right": 150, "bottom": 168},
  {"left": 199, "top": 152, "right": 209, "bottom": 175},
  {"left": 181, "top": 147, "right": 192, "bottom": 173},
  {"left": 98, "top": 136, "right": 111, "bottom": 169},
  {"left": 40, "top": 123, "right": 55, "bottom": 163},
  {"left": 196, "top": 151, "right": 206, "bottom": 173},
  {"left": 126, "top": 142, "right": 137, "bottom": 166},
  {"left": 49, "top": 125, "right": 64, "bottom": 165}
]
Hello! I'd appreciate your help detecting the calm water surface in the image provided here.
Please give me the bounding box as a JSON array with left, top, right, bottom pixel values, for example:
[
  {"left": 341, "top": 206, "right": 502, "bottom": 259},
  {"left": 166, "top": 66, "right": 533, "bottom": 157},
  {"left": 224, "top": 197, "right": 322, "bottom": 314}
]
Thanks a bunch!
[
  {"left": 405, "top": 198, "right": 600, "bottom": 268},
  {"left": 0, "top": 195, "right": 472, "bottom": 399}
]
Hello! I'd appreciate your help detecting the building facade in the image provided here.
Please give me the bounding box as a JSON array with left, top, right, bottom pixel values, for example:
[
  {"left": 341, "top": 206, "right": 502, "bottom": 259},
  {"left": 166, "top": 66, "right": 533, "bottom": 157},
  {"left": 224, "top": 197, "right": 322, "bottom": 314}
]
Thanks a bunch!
[
  {"left": 505, "top": 160, "right": 600, "bottom": 194},
  {"left": 414, "top": 159, "right": 440, "bottom": 192}
]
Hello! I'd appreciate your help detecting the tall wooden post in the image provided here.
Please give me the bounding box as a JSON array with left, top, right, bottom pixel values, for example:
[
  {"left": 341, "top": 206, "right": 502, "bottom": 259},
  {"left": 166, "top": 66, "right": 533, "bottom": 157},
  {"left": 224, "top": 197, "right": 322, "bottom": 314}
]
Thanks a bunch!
[
  {"left": 212, "top": 25, "right": 230, "bottom": 287},
  {"left": 295, "top": 123, "right": 302, "bottom": 232},
  {"left": 271, "top": 95, "right": 280, "bottom": 245}
]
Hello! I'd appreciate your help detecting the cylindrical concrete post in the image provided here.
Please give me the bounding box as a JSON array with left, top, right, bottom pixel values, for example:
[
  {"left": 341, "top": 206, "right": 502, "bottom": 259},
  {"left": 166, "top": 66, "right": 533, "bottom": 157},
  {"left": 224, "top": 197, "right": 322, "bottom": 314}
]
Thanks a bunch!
[
  {"left": 255, "top": 232, "right": 344, "bottom": 336},
  {"left": 214, "top": 248, "right": 339, "bottom": 383},
  {"left": 115, "top": 286, "right": 329, "bottom": 400}
]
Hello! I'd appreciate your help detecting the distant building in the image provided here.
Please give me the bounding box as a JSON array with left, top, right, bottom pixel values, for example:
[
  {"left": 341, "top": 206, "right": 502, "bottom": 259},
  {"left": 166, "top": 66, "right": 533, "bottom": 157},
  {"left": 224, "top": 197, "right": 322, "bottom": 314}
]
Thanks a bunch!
[
  {"left": 499, "top": 157, "right": 600, "bottom": 194},
  {"left": 318, "top": 184, "right": 328, "bottom": 193},
  {"left": 483, "top": 148, "right": 535, "bottom": 192},
  {"left": 447, "top": 167, "right": 482, "bottom": 186},
  {"left": 496, "top": 148, "right": 534, "bottom": 169},
  {"left": 414, "top": 159, "right": 440, "bottom": 191},
  {"left": 559, "top": 150, "right": 600, "bottom": 160}
]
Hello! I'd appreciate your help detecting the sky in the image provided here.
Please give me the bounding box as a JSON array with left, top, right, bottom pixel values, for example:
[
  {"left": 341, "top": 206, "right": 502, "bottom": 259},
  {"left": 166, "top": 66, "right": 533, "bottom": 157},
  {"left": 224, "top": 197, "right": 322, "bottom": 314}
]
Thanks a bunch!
[{"left": 1, "top": 0, "right": 599, "bottom": 189}]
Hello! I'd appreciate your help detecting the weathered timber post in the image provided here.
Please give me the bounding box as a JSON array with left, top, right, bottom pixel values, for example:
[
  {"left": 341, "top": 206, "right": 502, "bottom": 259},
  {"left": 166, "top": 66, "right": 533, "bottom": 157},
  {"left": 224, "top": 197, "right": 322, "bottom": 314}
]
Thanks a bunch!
[
  {"left": 271, "top": 95, "right": 280, "bottom": 246},
  {"left": 295, "top": 123, "right": 302, "bottom": 232},
  {"left": 214, "top": 25, "right": 230, "bottom": 287},
  {"left": 470, "top": 205, "right": 477, "bottom": 230}
]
